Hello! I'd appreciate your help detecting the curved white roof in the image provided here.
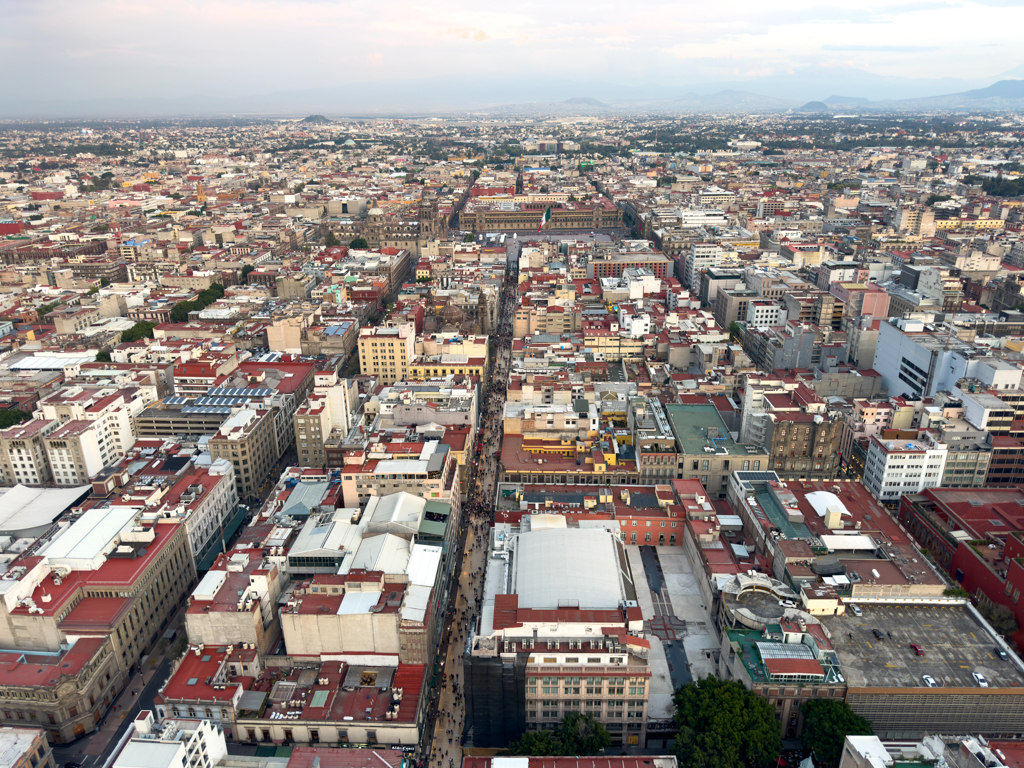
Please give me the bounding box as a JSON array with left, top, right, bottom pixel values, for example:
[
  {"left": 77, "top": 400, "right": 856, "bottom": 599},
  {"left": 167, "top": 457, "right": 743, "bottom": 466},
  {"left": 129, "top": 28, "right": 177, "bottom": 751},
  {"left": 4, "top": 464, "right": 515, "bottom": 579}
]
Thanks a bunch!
[
  {"left": 805, "top": 491, "right": 851, "bottom": 519},
  {"left": 513, "top": 528, "right": 624, "bottom": 610},
  {"left": 0, "top": 484, "right": 90, "bottom": 536}
]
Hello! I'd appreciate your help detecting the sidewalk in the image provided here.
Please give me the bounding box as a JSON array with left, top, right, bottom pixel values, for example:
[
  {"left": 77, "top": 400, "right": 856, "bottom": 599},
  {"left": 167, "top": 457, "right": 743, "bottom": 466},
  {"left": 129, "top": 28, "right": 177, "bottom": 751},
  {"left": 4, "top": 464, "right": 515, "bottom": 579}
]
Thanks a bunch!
[
  {"left": 425, "top": 281, "right": 514, "bottom": 768},
  {"left": 54, "top": 609, "right": 186, "bottom": 765}
]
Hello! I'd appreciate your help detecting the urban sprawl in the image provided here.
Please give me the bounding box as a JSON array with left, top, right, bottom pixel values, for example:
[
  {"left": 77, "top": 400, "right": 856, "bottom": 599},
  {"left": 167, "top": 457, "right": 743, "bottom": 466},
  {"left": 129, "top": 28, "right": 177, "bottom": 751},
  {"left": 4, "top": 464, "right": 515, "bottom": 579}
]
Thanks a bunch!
[{"left": 1, "top": 112, "right": 1024, "bottom": 768}]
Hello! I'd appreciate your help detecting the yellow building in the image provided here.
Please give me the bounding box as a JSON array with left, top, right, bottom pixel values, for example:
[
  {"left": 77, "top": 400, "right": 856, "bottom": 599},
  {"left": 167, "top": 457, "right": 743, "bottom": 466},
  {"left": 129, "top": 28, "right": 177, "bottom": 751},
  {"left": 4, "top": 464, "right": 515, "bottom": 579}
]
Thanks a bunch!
[
  {"left": 408, "top": 354, "right": 486, "bottom": 380},
  {"left": 357, "top": 322, "right": 416, "bottom": 384}
]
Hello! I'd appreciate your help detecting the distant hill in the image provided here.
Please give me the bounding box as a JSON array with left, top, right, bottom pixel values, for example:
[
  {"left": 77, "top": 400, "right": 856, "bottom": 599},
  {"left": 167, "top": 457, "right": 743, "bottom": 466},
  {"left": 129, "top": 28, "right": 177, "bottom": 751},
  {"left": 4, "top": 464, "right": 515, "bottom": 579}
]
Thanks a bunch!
[
  {"left": 300, "top": 114, "right": 331, "bottom": 123},
  {"left": 796, "top": 101, "right": 830, "bottom": 112},
  {"left": 954, "top": 79, "right": 1024, "bottom": 100},
  {"left": 562, "top": 96, "right": 607, "bottom": 107},
  {"left": 824, "top": 95, "right": 869, "bottom": 105}
]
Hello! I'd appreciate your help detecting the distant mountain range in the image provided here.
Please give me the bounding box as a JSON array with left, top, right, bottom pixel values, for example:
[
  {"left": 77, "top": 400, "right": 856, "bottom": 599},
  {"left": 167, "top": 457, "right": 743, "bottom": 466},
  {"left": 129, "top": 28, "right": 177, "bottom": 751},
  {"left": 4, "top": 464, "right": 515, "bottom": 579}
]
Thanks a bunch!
[{"left": 3, "top": 70, "right": 1024, "bottom": 117}]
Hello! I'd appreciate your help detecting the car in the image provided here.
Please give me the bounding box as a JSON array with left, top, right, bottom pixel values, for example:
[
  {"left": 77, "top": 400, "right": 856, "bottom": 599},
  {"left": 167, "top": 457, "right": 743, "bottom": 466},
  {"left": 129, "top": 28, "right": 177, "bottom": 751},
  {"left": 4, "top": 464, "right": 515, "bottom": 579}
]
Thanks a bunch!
[
  {"left": 922, "top": 675, "right": 938, "bottom": 687},
  {"left": 996, "top": 647, "right": 1009, "bottom": 660},
  {"left": 973, "top": 672, "right": 990, "bottom": 688},
  {"left": 872, "top": 629, "right": 884, "bottom": 641},
  {"left": 850, "top": 604, "right": 863, "bottom": 617},
  {"left": 779, "top": 599, "right": 797, "bottom": 608},
  {"left": 910, "top": 643, "right": 925, "bottom": 656}
]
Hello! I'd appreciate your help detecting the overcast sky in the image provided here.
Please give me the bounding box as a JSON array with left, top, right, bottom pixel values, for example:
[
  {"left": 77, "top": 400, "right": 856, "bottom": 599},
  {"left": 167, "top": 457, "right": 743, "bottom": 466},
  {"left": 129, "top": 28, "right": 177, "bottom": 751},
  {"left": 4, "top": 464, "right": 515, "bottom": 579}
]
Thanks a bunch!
[{"left": 3, "top": 0, "right": 1023, "bottom": 101}]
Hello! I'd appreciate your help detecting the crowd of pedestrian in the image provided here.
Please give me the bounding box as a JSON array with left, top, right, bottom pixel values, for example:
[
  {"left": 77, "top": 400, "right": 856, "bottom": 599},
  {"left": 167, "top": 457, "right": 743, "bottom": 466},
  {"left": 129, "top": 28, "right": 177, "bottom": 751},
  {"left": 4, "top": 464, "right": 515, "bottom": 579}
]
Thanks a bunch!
[{"left": 423, "top": 256, "right": 519, "bottom": 768}]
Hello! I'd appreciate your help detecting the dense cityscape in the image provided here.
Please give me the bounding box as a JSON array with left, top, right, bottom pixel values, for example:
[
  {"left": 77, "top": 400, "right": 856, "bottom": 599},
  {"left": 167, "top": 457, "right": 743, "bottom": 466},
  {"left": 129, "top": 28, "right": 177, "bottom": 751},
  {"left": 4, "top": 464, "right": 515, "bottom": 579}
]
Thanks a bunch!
[{"left": 1, "top": 108, "right": 1024, "bottom": 768}]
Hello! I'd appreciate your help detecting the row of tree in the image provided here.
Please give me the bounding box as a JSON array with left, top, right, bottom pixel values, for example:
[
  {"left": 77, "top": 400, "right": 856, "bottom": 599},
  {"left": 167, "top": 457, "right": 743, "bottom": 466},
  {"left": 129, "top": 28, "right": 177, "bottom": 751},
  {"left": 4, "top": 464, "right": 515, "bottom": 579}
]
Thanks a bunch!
[
  {"left": 507, "top": 678, "right": 872, "bottom": 768},
  {"left": 169, "top": 282, "right": 225, "bottom": 323}
]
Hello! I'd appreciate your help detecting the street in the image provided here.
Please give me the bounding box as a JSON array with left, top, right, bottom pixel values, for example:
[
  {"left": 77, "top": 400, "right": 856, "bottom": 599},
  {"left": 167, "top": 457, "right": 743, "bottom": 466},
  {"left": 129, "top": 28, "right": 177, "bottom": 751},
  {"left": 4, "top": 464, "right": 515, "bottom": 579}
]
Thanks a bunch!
[{"left": 423, "top": 243, "right": 519, "bottom": 768}]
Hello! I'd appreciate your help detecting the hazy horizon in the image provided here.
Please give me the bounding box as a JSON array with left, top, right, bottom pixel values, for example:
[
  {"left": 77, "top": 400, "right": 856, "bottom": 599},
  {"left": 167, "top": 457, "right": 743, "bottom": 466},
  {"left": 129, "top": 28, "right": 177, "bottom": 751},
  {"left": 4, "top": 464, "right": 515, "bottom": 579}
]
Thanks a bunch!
[{"left": 4, "top": 0, "right": 1024, "bottom": 115}]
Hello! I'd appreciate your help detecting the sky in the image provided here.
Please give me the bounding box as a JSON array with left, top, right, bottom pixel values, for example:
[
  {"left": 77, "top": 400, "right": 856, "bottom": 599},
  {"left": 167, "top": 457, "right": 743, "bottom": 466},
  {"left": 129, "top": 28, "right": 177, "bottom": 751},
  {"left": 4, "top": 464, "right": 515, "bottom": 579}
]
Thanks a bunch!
[{"left": 3, "top": 0, "right": 1024, "bottom": 105}]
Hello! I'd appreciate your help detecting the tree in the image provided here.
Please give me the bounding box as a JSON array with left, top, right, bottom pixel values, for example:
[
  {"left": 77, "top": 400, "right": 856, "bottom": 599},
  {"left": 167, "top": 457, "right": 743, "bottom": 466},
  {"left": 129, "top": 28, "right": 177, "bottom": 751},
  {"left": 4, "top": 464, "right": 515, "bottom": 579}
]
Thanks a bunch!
[
  {"left": 729, "top": 321, "right": 743, "bottom": 343},
  {"left": 463, "top": 233, "right": 475, "bottom": 242},
  {"left": 980, "top": 602, "right": 1019, "bottom": 636},
  {"left": 508, "top": 729, "right": 564, "bottom": 756},
  {"left": 100, "top": 277, "right": 110, "bottom": 287},
  {"left": 241, "top": 264, "right": 255, "bottom": 281},
  {"left": 800, "top": 700, "right": 873, "bottom": 767},
  {"left": 943, "top": 586, "right": 970, "bottom": 598},
  {"left": 324, "top": 231, "right": 340, "bottom": 247},
  {"left": 0, "top": 410, "right": 31, "bottom": 430},
  {"left": 120, "top": 321, "right": 157, "bottom": 343},
  {"left": 558, "top": 712, "right": 610, "bottom": 755},
  {"left": 507, "top": 713, "right": 610, "bottom": 756},
  {"left": 672, "top": 677, "right": 780, "bottom": 768},
  {"left": 349, "top": 237, "right": 368, "bottom": 249},
  {"left": 169, "top": 301, "right": 197, "bottom": 323},
  {"left": 36, "top": 302, "right": 61, "bottom": 320},
  {"left": 95, "top": 350, "right": 112, "bottom": 363},
  {"left": 926, "top": 194, "right": 952, "bottom": 206}
]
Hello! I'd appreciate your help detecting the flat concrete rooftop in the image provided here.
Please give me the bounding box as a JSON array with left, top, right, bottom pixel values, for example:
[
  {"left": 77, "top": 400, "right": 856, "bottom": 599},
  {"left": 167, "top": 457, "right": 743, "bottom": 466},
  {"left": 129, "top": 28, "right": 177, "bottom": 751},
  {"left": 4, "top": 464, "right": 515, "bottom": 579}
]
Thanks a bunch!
[{"left": 821, "top": 603, "right": 1024, "bottom": 690}]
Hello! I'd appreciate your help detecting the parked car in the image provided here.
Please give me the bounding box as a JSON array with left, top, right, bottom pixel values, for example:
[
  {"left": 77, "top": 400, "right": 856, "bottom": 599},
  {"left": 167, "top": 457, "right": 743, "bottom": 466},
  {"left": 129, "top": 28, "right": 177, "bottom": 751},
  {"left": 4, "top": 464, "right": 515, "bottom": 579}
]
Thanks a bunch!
[
  {"left": 973, "top": 672, "right": 990, "bottom": 688},
  {"left": 910, "top": 643, "right": 925, "bottom": 656},
  {"left": 922, "top": 675, "right": 938, "bottom": 687},
  {"left": 850, "top": 604, "right": 863, "bottom": 617},
  {"left": 995, "top": 647, "right": 1009, "bottom": 661},
  {"left": 872, "top": 629, "right": 884, "bottom": 641}
]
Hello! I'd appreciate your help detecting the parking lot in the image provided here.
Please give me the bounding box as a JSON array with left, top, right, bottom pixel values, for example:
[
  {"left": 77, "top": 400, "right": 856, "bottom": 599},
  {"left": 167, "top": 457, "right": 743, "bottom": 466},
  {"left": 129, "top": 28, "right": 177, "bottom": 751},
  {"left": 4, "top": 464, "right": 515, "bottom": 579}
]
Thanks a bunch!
[{"left": 821, "top": 603, "right": 1024, "bottom": 689}]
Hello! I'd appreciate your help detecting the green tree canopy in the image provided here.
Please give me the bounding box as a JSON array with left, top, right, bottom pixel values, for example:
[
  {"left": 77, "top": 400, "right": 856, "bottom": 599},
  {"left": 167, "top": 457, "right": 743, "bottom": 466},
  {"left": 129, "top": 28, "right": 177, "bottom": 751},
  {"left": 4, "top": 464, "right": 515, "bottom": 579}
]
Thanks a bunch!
[
  {"left": 349, "top": 237, "right": 369, "bottom": 249},
  {"left": 241, "top": 264, "right": 255, "bottom": 281},
  {"left": 169, "top": 301, "right": 197, "bottom": 323},
  {"left": 672, "top": 677, "right": 781, "bottom": 768},
  {"left": 324, "top": 231, "right": 340, "bottom": 247},
  {"left": 120, "top": 321, "right": 157, "bottom": 344},
  {"left": 800, "top": 700, "right": 873, "bottom": 767},
  {"left": 508, "top": 730, "right": 564, "bottom": 756},
  {"left": 0, "top": 410, "right": 31, "bottom": 430},
  {"left": 36, "top": 302, "right": 62, "bottom": 320},
  {"left": 980, "top": 602, "right": 1019, "bottom": 636},
  {"left": 507, "top": 713, "right": 611, "bottom": 756},
  {"left": 95, "top": 350, "right": 112, "bottom": 363}
]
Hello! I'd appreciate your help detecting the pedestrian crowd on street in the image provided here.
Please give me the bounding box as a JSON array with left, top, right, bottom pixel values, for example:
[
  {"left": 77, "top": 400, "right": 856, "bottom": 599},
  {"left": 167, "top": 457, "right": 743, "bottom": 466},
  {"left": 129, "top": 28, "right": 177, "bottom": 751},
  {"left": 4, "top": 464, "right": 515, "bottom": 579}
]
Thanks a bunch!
[{"left": 424, "top": 258, "right": 519, "bottom": 768}]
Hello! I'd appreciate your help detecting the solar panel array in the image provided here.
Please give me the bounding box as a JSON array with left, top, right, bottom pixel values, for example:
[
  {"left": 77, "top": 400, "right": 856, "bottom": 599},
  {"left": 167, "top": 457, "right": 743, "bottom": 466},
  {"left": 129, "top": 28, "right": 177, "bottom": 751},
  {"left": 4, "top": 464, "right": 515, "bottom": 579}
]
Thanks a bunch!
[
  {"left": 181, "top": 405, "right": 234, "bottom": 415},
  {"left": 163, "top": 396, "right": 191, "bottom": 405},
  {"left": 195, "top": 396, "right": 254, "bottom": 407},
  {"left": 208, "top": 387, "right": 274, "bottom": 398}
]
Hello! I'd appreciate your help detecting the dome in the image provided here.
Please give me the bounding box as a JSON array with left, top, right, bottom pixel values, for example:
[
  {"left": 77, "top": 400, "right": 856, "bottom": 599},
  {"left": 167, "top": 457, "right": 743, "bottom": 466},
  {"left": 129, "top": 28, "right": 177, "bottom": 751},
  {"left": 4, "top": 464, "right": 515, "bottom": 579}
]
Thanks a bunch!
[{"left": 368, "top": 206, "right": 383, "bottom": 217}]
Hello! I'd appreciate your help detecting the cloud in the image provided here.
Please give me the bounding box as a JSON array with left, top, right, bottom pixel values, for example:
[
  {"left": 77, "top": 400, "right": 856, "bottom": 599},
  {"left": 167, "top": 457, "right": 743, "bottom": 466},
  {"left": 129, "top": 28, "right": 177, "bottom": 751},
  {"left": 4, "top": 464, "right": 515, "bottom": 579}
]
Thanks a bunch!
[
  {"left": 3, "top": 0, "right": 1024, "bottom": 103},
  {"left": 823, "top": 45, "right": 942, "bottom": 52},
  {"left": 438, "top": 27, "right": 491, "bottom": 42}
]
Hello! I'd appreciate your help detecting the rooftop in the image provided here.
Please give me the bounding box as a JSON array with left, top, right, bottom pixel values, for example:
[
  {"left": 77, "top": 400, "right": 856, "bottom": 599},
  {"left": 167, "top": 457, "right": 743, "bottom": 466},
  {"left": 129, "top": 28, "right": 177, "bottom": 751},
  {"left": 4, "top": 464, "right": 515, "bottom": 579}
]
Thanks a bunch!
[
  {"left": 820, "top": 603, "right": 1024, "bottom": 689},
  {"left": 664, "top": 403, "right": 758, "bottom": 457}
]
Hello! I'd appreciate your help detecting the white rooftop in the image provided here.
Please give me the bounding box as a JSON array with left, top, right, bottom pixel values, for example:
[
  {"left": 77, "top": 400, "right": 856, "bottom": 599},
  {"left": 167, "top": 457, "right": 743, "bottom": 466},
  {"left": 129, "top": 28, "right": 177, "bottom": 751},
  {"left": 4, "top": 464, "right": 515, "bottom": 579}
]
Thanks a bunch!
[
  {"left": 512, "top": 528, "right": 625, "bottom": 611},
  {"left": 41, "top": 506, "right": 138, "bottom": 569},
  {"left": 0, "top": 484, "right": 90, "bottom": 536},
  {"left": 337, "top": 590, "right": 382, "bottom": 615}
]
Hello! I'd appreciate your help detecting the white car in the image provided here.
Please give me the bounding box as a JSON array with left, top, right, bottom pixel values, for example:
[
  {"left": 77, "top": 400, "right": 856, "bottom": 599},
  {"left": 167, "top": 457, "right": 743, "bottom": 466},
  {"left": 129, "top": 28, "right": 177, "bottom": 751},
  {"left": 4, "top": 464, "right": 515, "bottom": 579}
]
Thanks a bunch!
[
  {"left": 922, "top": 675, "right": 938, "bottom": 688},
  {"left": 850, "top": 605, "right": 863, "bottom": 617},
  {"left": 973, "top": 672, "right": 989, "bottom": 688}
]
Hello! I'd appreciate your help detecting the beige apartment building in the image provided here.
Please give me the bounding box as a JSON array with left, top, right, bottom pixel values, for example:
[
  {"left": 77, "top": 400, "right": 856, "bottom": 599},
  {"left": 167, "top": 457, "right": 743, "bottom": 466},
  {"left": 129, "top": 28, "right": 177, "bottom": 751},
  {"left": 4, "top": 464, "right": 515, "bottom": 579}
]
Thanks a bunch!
[
  {"left": 357, "top": 322, "right": 416, "bottom": 384},
  {"left": 208, "top": 408, "right": 280, "bottom": 499},
  {"left": 0, "top": 419, "right": 59, "bottom": 485}
]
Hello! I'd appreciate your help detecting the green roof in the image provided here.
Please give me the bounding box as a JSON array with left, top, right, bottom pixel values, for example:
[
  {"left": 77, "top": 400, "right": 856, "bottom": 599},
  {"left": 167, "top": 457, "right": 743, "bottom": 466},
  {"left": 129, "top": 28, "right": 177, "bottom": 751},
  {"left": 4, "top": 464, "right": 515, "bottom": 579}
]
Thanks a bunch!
[
  {"left": 418, "top": 519, "right": 447, "bottom": 538},
  {"left": 665, "top": 403, "right": 754, "bottom": 456}
]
